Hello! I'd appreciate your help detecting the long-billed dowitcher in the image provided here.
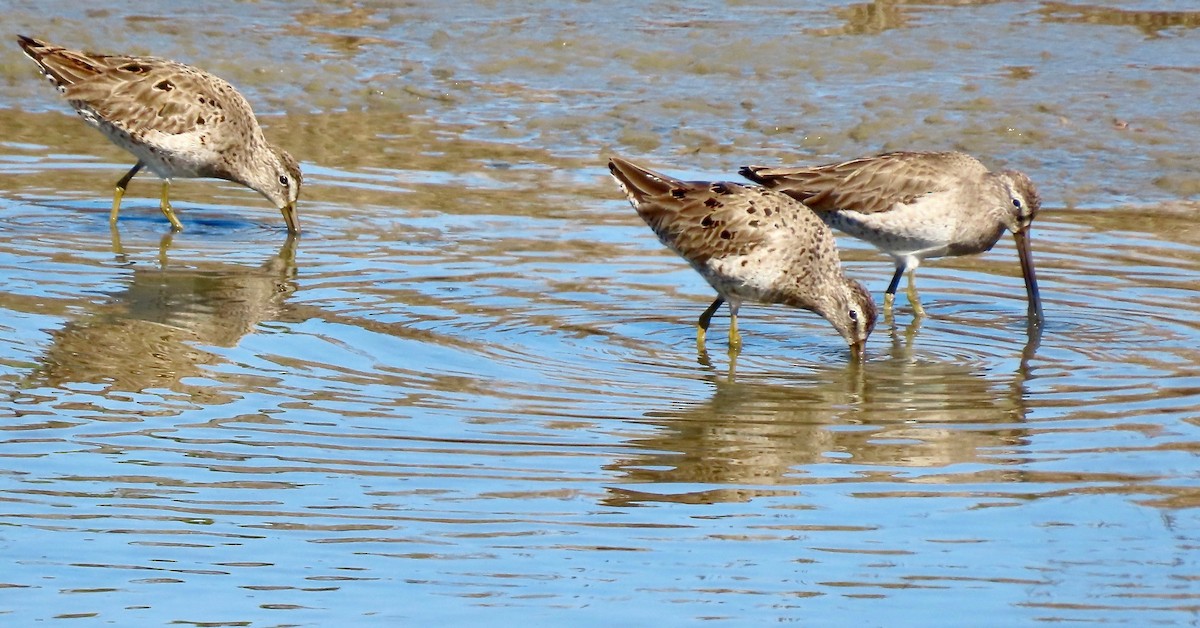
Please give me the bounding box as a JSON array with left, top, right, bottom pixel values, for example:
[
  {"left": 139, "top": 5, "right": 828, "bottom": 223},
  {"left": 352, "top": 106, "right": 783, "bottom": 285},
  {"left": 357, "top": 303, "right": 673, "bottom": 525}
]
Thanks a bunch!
[
  {"left": 608, "top": 157, "right": 877, "bottom": 356},
  {"left": 17, "top": 35, "right": 301, "bottom": 233},
  {"left": 740, "top": 151, "right": 1043, "bottom": 325}
]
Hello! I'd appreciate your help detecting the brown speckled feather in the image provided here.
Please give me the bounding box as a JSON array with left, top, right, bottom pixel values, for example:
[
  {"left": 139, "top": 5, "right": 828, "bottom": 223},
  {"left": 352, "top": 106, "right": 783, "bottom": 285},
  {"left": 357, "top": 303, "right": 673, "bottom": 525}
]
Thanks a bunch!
[
  {"left": 609, "top": 156, "right": 828, "bottom": 268},
  {"left": 19, "top": 36, "right": 247, "bottom": 152},
  {"left": 740, "top": 151, "right": 989, "bottom": 214},
  {"left": 16, "top": 35, "right": 302, "bottom": 232},
  {"left": 608, "top": 156, "right": 877, "bottom": 351}
]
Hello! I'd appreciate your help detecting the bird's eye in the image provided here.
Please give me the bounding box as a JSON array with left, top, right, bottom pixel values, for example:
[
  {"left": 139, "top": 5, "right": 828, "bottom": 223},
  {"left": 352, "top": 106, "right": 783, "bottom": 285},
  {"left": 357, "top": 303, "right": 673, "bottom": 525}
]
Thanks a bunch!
[
  {"left": 848, "top": 309, "right": 858, "bottom": 322},
  {"left": 1012, "top": 198, "right": 1022, "bottom": 208},
  {"left": 279, "top": 175, "right": 290, "bottom": 187}
]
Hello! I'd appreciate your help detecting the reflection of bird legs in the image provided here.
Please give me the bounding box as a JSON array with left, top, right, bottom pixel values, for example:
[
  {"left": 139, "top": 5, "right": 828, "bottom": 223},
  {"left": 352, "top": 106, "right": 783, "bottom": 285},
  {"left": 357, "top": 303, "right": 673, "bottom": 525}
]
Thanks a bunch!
[
  {"left": 696, "top": 343, "right": 713, "bottom": 369},
  {"left": 109, "top": 223, "right": 125, "bottom": 259},
  {"left": 158, "top": 232, "right": 176, "bottom": 268},
  {"left": 109, "top": 225, "right": 175, "bottom": 266},
  {"left": 694, "top": 342, "right": 738, "bottom": 382},
  {"left": 889, "top": 311, "right": 923, "bottom": 357}
]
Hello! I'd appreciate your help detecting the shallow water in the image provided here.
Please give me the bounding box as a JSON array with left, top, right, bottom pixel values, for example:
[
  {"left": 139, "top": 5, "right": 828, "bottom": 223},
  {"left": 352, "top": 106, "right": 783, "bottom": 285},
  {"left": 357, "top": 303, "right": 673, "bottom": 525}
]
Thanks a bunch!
[{"left": 2, "top": 1, "right": 1200, "bottom": 626}]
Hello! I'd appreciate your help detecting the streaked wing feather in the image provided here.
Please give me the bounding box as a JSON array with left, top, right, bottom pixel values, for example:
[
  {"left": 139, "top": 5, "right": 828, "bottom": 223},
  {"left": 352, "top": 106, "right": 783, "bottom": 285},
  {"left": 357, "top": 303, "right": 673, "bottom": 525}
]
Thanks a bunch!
[
  {"left": 610, "top": 158, "right": 817, "bottom": 265},
  {"left": 62, "top": 57, "right": 233, "bottom": 138},
  {"left": 22, "top": 45, "right": 107, "bottom": 86},
  {"left": 743, "top": 151, "right": 983, "bottom": 214}
]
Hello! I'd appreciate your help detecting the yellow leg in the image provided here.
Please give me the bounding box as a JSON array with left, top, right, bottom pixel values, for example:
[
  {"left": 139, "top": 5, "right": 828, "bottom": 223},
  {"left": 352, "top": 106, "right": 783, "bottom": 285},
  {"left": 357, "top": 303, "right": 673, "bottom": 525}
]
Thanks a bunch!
[
  {"left": 907, "top": 270, "right": 926, "bottom": 318},
  {"left": 110, "top": 161, "right": 144, "bottom": 225},
  {"left": 728, "top": 309, "right": 742, "bottom": 354},
  {"left": 883, "top": 292, "right": 896, "bottom": 314},
  {"left": 696, "top": 297, "right": 724, "bottom": 350},
  {"left": 159, "top": 180, "right": 184, "bottom": 232}
]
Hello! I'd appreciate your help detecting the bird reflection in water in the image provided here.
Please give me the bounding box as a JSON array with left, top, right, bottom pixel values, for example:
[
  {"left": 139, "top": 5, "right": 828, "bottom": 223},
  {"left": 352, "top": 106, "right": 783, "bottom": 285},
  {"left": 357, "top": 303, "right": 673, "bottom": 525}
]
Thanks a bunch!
[
  {"left": 697, "top": 310, "right": 1040, "bottom": 383},
  {"left": 26, "top": 234, "right": 299, "bottom": 399},
  {"left": 604, "top": 322, "right": 1038, "bottom": 508}
]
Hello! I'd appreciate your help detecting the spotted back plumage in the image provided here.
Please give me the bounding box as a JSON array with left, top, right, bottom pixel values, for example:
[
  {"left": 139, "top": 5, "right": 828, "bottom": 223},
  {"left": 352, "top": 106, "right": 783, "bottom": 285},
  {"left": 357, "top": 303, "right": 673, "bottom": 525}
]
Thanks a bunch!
[
  {"left": 19, "top": 36, "right": 254, "bottom": 158},
  {"left": 17, "top": 35, "right": 301, "bottom": 231},
  {"left": 740, "top": 151, "right": 989, "bottom": 215},
  {"left": 608, "top": 156, "right": 876, "bottom": 349},
  {"left": 610, "top": 157, "right": 825, "bottom": 269}
]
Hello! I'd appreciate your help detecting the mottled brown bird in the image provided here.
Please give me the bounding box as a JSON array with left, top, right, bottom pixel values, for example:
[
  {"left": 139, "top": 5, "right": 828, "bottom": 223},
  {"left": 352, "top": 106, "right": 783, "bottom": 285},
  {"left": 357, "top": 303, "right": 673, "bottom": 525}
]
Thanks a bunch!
[
  {"left": 18, "top": 35, "right": 301, "bottom": 233},
  {"left": 609, "top": 156, "right": 876, "bottom": 356},
  {"left": 740, "top": 151, "right": 1042, "bottom": 325}
]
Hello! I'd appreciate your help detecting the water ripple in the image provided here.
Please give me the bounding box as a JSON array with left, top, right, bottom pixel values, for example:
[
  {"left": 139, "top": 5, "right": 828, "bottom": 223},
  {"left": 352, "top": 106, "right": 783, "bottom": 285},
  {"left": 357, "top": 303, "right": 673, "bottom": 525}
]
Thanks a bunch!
[{"left": 2, "top": 4, "right": 1200, "bottom": 625}]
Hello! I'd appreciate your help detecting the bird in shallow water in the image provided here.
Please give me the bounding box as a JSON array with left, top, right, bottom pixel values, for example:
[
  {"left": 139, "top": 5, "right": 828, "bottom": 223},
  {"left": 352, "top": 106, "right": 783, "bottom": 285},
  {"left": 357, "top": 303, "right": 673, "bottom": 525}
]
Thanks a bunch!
[
  {"left": 739, "top": 151, "right": 1043, "bottom": 326},
  {"left": 608, "top": 156, "right": 877, "bottom": 357},
  {"left": 17, "top": 35, "right": 301, "bottom": 233}
]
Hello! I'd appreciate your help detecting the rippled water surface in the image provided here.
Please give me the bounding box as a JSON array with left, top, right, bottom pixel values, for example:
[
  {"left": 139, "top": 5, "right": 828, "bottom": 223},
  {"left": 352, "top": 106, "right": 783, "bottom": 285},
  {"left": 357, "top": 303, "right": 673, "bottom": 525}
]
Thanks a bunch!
[{"left": 3, "top": 1, "right": 1200, "bottom": 625}]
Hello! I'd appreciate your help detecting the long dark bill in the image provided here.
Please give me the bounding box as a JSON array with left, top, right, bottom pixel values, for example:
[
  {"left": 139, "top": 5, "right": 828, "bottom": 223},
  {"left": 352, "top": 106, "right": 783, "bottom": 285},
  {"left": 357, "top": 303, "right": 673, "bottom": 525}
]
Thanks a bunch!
[{"left": 1013, "top": 228, "right": 1043, "bottom": 327}]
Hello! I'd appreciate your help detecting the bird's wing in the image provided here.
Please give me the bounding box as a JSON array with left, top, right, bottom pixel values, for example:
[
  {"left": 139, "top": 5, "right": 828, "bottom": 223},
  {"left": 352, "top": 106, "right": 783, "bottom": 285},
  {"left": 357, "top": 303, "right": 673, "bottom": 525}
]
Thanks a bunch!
[
  {"left": 740, "top": 151, "right": 984, "bottom": 214},
  {"left": 610, "top": 157, "right": 821, "bottom": 265},
  {"left": 20, "top": 37, "right": 245, "bottom": 142}
]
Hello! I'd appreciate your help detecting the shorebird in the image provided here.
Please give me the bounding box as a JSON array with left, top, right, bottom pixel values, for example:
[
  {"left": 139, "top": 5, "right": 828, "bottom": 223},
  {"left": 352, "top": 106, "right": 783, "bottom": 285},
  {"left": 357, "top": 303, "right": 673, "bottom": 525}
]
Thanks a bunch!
[
  {"left": 740, "top": 151, "right": 1043, "bottom": 325},
  {"left": 608, "top": 157, "right": 876, "bottom": 356},
  {"left": 17, "top": 35, "right": 301, "bottom": 233}
]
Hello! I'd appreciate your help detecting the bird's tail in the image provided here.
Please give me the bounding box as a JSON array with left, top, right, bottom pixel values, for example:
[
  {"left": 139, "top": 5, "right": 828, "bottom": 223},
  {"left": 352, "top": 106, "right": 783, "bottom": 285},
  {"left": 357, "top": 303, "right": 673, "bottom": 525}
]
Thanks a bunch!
[
  {"left": 17, "top": 35, "right": 104, "bottom": 90},
  {"left": 607, "top": 156, "right": 685, "bottom": 206}
]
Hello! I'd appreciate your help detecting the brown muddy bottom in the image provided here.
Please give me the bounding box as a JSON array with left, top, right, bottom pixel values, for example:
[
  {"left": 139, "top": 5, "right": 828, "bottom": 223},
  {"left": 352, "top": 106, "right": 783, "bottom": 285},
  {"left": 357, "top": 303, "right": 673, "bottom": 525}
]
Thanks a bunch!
[{"left": 1, "top": 2, "right": 1199, "bottom": 625}]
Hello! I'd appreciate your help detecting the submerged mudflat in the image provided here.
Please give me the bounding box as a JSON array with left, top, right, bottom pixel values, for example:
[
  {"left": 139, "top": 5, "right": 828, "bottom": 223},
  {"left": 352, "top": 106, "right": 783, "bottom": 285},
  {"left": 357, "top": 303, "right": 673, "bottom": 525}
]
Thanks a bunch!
[{"left": 2, "top": 2, "right": 1199, "bottom": 625}]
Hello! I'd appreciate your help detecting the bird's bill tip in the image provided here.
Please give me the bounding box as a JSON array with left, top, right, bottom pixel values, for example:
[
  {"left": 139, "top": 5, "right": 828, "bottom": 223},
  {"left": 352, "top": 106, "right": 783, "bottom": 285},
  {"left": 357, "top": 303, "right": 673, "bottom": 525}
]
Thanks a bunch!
[
  {"left": 849, "top": 341, "right": 866, "bottom": 361},
  {"left": 280, "top": 202, "right": 300, "bottom": 234}
]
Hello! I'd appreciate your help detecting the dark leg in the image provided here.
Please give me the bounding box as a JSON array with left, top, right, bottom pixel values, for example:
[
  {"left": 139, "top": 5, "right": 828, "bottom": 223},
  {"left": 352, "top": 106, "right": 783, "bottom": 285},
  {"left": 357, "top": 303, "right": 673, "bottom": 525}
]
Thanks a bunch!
[
  {"left": 110, "top": 161, "right": 144, "bottom": 225},
  {"left": 696, "top": 296, "right": 725, "bottom": 349},
  {"left": 883, "top": 263, "right": 904, "bottom": 313}
]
